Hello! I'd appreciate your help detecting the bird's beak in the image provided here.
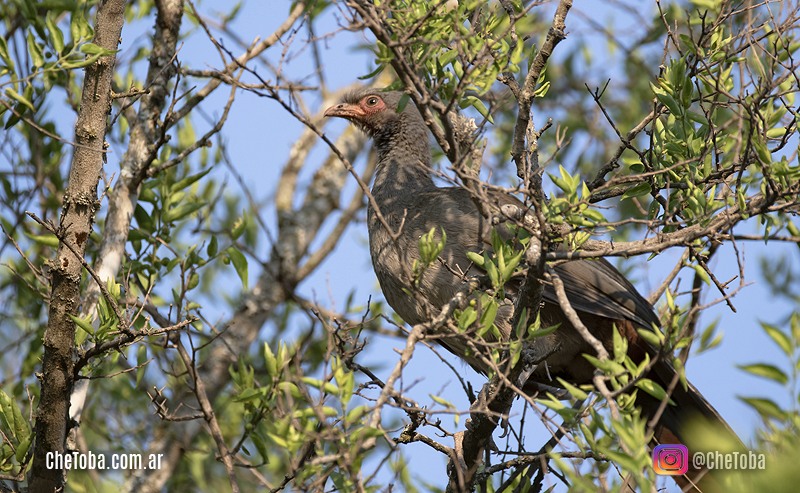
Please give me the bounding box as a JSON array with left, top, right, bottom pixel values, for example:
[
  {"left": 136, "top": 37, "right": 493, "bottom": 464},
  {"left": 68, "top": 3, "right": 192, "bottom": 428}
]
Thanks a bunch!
[{"left": 323, "top": 103, "right": 365, "bottom": 119}]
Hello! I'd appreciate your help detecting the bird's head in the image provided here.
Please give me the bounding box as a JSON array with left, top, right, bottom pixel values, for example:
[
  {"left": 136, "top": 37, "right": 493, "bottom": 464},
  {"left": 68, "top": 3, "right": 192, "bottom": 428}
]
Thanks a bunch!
[{"left": 324, "top": 89, "right": 427, "bottom": 146}]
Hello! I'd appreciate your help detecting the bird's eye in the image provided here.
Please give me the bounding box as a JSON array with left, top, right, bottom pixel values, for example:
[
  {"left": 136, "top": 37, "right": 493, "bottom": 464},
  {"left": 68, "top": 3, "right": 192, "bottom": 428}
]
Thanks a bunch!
[{"left": 365, "top": 96, "right": 379, "bottom": 106}]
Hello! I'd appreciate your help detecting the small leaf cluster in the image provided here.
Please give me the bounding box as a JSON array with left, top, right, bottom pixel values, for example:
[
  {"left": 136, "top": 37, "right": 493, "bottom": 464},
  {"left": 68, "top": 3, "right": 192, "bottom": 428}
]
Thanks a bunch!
[
  {"left": 0, "top": 388, "right": 31, "bottom": 475},
  {"left": 739, "top": 314, "right": 800, "bottom": 424},
  {"left": 545, "top": 165, "right": 607, "bottom": 247},
  {"left": 0, "top": 3, "right": 112, "bottom": 129},
  {"left": 71, "top": 279, "right": 124, "bottom": 346},
  {"left": 412, "top": 226, "right": 447, "bottom": 284},
  {"left": 368, "top": 0, "right": 533, "bottom": 118},
  {"left": 232, "top": 343, "right": 381, "bottom": 490},
  {"left": 466, "top": 228, "right": 525, "bottom": 291},
  {"left": 128, "top": 166, "right": 252, "bottom": 314}
]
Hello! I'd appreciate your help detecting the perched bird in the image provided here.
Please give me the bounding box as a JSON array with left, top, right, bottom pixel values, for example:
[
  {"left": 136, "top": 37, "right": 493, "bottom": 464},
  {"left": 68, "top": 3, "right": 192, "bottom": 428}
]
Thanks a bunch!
[{"left": 325, "top": 88, "right": 741, "bottom": 491}]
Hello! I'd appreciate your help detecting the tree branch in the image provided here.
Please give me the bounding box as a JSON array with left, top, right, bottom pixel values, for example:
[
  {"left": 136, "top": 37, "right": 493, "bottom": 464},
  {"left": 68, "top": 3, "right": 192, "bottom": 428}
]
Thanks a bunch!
[{"left": 29, "top": 2, "right": 126, "bottom": 491}]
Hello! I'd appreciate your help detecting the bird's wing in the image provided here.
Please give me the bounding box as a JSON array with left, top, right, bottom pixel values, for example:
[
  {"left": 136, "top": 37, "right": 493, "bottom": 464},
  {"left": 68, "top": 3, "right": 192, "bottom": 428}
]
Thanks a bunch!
[
  {"left": 449, "top": 188, "right": 660, "bottom": 328},
  {"left": 450, "top": 187, "right": 661, "bottom": 330},
  {"left": 545, "top": 258, "right": 661, "bottom": 330}
]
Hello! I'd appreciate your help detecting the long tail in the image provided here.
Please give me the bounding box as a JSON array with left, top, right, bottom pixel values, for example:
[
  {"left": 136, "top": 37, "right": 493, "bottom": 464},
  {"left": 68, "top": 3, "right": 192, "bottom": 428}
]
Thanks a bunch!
[{"left": 639, "top": 356, "right": 744, "bottom": 492}]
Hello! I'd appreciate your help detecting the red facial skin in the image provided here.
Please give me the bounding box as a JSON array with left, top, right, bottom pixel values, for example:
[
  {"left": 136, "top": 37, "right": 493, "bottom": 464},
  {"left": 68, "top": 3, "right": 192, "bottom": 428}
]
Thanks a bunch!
[{"left": 324, "top": 94, "right": 386, "bottom": 121}]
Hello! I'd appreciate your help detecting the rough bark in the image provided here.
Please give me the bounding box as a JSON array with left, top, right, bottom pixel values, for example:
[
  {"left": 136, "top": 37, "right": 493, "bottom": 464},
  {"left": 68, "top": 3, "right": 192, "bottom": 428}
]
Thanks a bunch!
[
  {"left": 29, "top": 1, "right": 126, "bottom": 492},
  {"left": 67, "top": 0, "right": 184, "bottom": 449}
]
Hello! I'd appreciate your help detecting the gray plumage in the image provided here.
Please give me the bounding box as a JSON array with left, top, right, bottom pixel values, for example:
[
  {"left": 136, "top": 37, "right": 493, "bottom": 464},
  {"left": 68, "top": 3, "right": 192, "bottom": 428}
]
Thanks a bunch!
[{"left": 326, "top": 88, "right": 659, "bottom": 380}]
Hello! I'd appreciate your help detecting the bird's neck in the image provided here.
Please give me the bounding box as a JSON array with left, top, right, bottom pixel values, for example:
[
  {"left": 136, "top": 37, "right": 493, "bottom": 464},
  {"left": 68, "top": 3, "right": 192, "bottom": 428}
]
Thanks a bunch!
[
  {"left": 372, "top": 153, "right": 436, "bottom": 199},
  {"left": 371, "top": 124, "right": 436, "bottom": 201}
]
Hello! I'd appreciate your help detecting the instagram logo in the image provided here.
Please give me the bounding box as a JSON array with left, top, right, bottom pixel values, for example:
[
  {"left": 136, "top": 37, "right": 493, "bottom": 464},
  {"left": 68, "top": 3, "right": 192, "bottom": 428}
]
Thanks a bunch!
[{"left": 652, "top": 444, "right": 688, "bottom": 475}]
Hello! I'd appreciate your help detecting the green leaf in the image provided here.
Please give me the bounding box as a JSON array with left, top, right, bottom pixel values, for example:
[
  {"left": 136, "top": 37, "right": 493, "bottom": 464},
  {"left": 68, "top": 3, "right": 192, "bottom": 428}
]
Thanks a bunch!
[
  {"left": 690, "top": 0, "right": 723, "bottom": 10},
  {"left": 61, "top": 52, "right": 102, "bottom": 69},
  {"left": 170, "top": 167, "right": 212, "bottom": 193},
  {"left": 556, "top": 378, "right": 588, "bottom": 400},
  {"left": 186, "top": 271, "right": 199, "bottom": 291},
  {"left": 26, "top": 32, "right": 44, "bottom": 68},
  {"left": 4, "top": 88, "right": 35, "bottom": 113},
  {"left": 457, "top": 307, "right": 477, "bottom": 330},
  {"left": 760, "top": 322, "right": 793, "bottom": 357},
  {"left": 651, "top": 82, "right": 682, "bottom": 115},
  {"left": 439, "top": 49, "right": 458, "bottom": 67},
  {"left": 500, "top": 248, "right": 524, "bottom": 282},
  {"left": 0, "top": 36, "right": 16, "bottom": 74},
  {"left": 635, "top": 378, "right": 671, "bottom": 402},
  {"left": 15, "top": 435, "right": 31, "bottom": 463},
  {"left": 251, "top": 430, "right": 270, "bottom": 462},
  {"left": 79, "top": 42, "right": 117, "bottom": 56},
  {"left": 334, "top": 361, "right": 354, "bottom": 407},
  {"left": 225, "top": 247, "right": 249, "bottom": 290},
  {"left": 418, "top": 227, "right": 446, "bottom": 265},
  {"left": 583, "top": 354, "right": 625, "bottom": 374},
  {"left": 300, "top": 377, "right": 339, "bottom": 395},
  {"left": 348, "top": 425, "right": 383, "bottom": 442},
  {"left": 637, "top": 326, "right": 664, "bottom": 346},
  {"left": 25, "top": 233, "right": 59, "bottom": 247},
  {"left": 533, "top": 80, "right": 550, "bottom": 98},
  {"left": 70, "top": 314, "right": 95, "bottom": 336},
  {"left": 690, "top": 264, "right": 711, "bottom": 285},
  {"left": 357, "top": 65, "right": 385, "bottom": 80},
  {"left": 460, "top": 95, "right": 493, "bottom": 123},
  {"left": 396, "top": 93, "right": 410, "bottom": 113},
  {"left": 740, "top": 396, "right": 786, "bottom": 420},
  {"left": 738, "top": 363, "right": 788, "bottom": 385},
  {"left": 466, "top": 250, "right": 485, "bottom": 267},
  {"left": 46, "top": 12, "right": 65, "bottom": 54},
  {"left": 206, "top": 236, "right": 218, "bottom": 258},
  {"left": 429, "top": 394, "right": 455, "bottom": 408},
  {"left": 698, "top": 319, "right": 722, "bottom": 353},
  {"left": 267, "top": 431, "right": 288, "bottom": 449},
  {"left": 537, "top": 395, "right": 566, "bottom": 411},
  {"left": 549, "top": 165, "right": 581, "bottom": 196},
  {"left": 672, "top": 357, "right": 688, "bottom": 391},
  {"left": 0, "top": 389, "right": 31, "bottom": 445},
  {"left": 621, "top": 182, "right": 651, "bottom": 201},
  {"left": 277, "top": 381, "right": 301, "bottom": 398},
  {"left": 752, "top": 139, "right": 772, "bottom": 164},
  {"left": 230, "top": 214, "right": 247, "bottom": 240},
  {"left": 528, "top": 322, "right": 559, "bottom": 338},
  {"left": 766, "top": 127, "right": 786, "bottom": 139},
  {"left": 263, "top": 343, "right": 278, "bottom": 377},
  {"left": 162, "top": 201, "right": 205, "bottom": 223},
  {"left": 345, "top": 405, "right": 369, "bottom": 424},
  {"left": 612, "top": 325, "right": 628, "bottom": 362},
  {"left": 235, "top": 387, "right": 261, "bottom": 403},
  {"left": 478, "top": 298, "right": 499, "bottom": 335}
]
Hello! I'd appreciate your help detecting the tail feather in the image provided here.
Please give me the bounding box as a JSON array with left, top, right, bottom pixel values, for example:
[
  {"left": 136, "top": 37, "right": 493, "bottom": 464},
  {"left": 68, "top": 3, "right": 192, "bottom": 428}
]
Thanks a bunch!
[
  {"left": 618, "top": 320, "right": 743, "bottom": 491},
  {"left": 639, "top": 356, "right": 744, "bottom": 492}
]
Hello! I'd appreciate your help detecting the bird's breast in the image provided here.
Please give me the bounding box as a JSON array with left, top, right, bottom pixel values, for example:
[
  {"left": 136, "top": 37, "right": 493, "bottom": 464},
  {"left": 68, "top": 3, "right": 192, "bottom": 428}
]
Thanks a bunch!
[{"left": 366, "top": 198, "right": 479, "bottom": 326}]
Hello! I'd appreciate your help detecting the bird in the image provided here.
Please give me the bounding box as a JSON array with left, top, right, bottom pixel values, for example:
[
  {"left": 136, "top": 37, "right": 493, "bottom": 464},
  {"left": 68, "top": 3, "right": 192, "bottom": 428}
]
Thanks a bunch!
[{"left": 324, "top": 87, "right": 742, "bottom": 491}]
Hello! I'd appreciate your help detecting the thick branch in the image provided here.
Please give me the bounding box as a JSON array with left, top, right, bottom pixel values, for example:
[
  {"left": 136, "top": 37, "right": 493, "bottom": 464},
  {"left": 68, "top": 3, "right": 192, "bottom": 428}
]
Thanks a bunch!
[
  {"left": 66, "top": 0, "right": 185, "bottom": 457},
  {"left": 29, "top": 2, "right": 126, "bottom": 492},
  {"left": 549, "top": 190, "right": 797, "bottom": 260},
  {"left": 510, "top": 0, "right": 572, "bottom": 189}
]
